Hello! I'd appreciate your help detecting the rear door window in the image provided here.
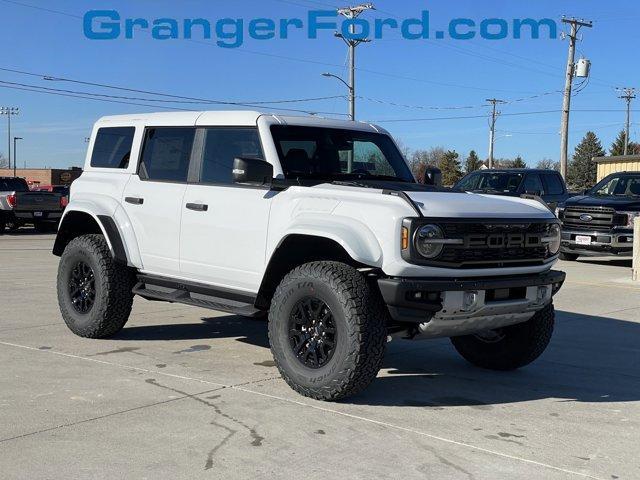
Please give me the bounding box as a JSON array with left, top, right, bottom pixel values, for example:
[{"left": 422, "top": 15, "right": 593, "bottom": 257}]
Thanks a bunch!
[
  {"left": 542, "top": 173, "right": 564, "bottom": 195},
  {"left": 90, "top": 127, "right": 135, "bottom": 169},
  {"left": 522, "top": 174, "right": 545, "bottom": 194},
  {"left": 139, "top": 128, "right": 195, "bottom": 183}
]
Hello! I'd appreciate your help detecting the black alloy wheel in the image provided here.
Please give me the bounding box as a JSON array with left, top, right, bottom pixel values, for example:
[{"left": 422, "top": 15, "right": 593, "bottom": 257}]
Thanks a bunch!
[
  {"left": 289, "top": 297, "right": 337, "bottom": 369},
  {"left": 68, "top": 261, "right": 96, "bottom": 314}
]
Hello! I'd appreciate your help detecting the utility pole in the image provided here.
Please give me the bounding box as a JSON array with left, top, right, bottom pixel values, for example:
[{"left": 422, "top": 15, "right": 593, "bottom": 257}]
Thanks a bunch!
[
  {"left": 13, "top": 137, "right": 22, "bottom": 177},
  {"left": 486, "top": 99, "right": 505, "bottom": 169},
  {"left": 617, "top": 88, "right": 636, "bottom": 155},
  {"left": 559, "top": 17, "right": 592, "bottom": 179},
  {"left": 0, "top": 107, "right": 19, "bottom": 174},
  {"left": 334, "top": 4, "right": 374, "bottom": 121}
]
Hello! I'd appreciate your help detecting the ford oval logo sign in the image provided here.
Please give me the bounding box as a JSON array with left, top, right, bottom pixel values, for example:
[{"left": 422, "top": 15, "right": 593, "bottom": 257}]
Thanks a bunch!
[{"left": 580, "top": 214, "right": 593, "bottom": 222}]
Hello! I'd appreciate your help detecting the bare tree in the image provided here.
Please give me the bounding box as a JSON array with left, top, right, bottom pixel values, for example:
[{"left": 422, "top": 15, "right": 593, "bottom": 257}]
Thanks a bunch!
[
  {"left": 536, "top": 158, "right": 560, "bottom": 171},
  {"left": 0, "top": 153, "right": 8, "bottom": 169},
  {"left": 409, "top": 147, "right": 447, "bottom": 182}
]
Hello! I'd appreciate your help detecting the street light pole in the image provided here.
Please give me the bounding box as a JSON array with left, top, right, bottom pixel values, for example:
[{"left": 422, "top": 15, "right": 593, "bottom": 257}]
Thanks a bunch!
[
  {"left": 331, "top": 4, "right": 374, "bottom": 121},
  {"left": 13, "top": 137, "right": 23, "bottom": 177},
  {"left": 0, "top": 107, "right": 19, "bottom": 174}
]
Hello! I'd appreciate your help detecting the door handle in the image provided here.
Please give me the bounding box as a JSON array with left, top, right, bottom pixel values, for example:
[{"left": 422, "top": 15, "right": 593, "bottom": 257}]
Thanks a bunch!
[
  {"left": 125, "top": 197, "right": 144, "bottom": 205},
  {"left": 186, "top": 203, "right": 208, "bottom": 212}
]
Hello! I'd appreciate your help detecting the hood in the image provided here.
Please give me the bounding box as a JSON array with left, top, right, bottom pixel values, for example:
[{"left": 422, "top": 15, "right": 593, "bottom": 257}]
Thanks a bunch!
[
  {"left": 405, "top": 191, "right": 554, "bottom": 219},
  {"left": 565, "top": 194, "right": 640, "bottom": 210}
]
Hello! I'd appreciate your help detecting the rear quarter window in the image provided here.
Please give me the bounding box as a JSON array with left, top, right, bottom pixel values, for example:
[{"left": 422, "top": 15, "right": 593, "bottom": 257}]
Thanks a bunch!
[{"left": 90, "top": 127, "right": 135, "bottom": 169}]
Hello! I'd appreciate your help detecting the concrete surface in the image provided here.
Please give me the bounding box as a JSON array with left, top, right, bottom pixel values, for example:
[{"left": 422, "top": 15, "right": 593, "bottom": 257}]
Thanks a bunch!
[{"left": 1, "top": 231, "right": 639, "bottom": 479}]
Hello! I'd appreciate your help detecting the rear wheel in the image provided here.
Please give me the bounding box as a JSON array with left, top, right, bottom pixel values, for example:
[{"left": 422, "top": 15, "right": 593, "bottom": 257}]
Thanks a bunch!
[
  {"left": 57, "top": 234, "right": 135, "bottom": 338},
  {"left": 559, "top": 252, "right": 579, "bottom": 261},
  {"left": 451, "top": 304, "right": 555, "bottom": 371},
  {"left": 268, "top": 261, "right": 387, "bottom": 401}
]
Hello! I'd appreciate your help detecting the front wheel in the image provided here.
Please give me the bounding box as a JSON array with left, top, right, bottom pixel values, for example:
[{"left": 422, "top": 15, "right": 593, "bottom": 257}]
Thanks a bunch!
[
  {"left": 57, "top": 234, "right": 135, "bottom": 338},
  {"left": 268, "top": 262, "right": 387, "bottom": 401},
  {"left": 450, "top": 304, "right": 555, "bottom": 371}
]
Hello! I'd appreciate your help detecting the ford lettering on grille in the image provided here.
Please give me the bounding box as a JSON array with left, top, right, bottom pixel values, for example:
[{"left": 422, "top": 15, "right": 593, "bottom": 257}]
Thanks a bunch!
[{"left": 465, "top": 233, "right": 542, "bottom": 249}]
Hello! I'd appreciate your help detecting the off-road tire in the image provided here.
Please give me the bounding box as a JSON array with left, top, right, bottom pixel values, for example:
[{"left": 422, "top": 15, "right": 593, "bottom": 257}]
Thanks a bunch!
[
  {"left": 559, "top": 252, "right": 579, "bottom": 261},
  {"left": 268, "top": 261, "right": 387, "bottom": 401},
  {"left": 450, "top": 303, "right": 555, "bottom": 371},
  {"left": 57, "top": 234, "right": 135, "bottom": 338}
]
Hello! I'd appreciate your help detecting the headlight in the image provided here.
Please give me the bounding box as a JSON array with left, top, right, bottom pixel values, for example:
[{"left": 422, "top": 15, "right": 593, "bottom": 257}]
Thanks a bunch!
[
  {"left": 414, "top": 224, "right": 444, "bottom": 259},
  {"left": 545, "top": 224, "right": 561, "bottom": 255},
  {"left": 619, "top": 211, "right": 640, "bottom": 228}
]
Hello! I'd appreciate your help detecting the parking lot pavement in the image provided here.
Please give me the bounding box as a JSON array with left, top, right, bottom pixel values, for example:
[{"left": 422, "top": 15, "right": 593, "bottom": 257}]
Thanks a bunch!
[{"left": 1, "top": 233, "right": 639, "bottom": 480}]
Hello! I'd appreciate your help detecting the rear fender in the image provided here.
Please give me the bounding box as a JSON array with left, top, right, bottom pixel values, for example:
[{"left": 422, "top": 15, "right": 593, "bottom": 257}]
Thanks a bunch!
[{"left": 54, "top": 197, "right": 142, "bottom": 268}]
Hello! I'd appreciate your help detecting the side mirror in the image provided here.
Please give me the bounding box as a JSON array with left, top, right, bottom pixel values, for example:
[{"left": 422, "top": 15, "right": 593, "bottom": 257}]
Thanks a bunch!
[
  {"left": 423, "top": 167, "right": 442, "bottom": 187},
  {"left": 232, "top": 157, "right": 273, "bottom": 186}
]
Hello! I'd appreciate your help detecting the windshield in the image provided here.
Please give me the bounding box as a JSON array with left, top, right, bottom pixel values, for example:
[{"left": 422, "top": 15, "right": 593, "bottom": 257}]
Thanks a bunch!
[
  {"left": 0, "top": 178, "right": 28, "bottom": 192},
  {"left": 270, "top": 126, "right": 414, "bottom": 182},
  {"left": 456, "top": 172, "right": 524, "bottom": 193},
  {"left": 590, "top": 174, "right": 640, "bottom": 197}
]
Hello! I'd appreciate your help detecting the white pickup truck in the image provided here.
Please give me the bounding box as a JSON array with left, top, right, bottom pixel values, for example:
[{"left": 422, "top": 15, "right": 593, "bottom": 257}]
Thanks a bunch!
[{"left": 53, "top": 111, "right": 564, "bottom": 401}]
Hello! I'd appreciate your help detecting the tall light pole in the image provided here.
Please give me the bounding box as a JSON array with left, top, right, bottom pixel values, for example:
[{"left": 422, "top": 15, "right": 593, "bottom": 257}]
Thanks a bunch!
[
  {"left": 617, "top": 88, "right": 636, "bottom": 156},
  {"left": 13, "top": 137, "right": 22, "bottom": 177},
  {"left": 0, "top": 107, "right": 19, "bottom": 174},
  {"left": 559, "top": 17, "right": 592, "bottom": 179},
  {"left": 486, "top": 99, "right": 506, "bottom": 169},
  {"left": 331, "top": 4, "right": 374, "bottom": 121},
  {"left": 321, "top": 72, "right": 353, "bottom": 115}
]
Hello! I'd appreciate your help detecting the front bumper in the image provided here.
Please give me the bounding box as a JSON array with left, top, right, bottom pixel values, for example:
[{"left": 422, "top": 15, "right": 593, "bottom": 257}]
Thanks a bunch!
[
  {"left": 378, "top": 270, "right": 565, "bottom": 339},
  {"left": 561, "top": 229, "right": 633, "bottom": 256}
]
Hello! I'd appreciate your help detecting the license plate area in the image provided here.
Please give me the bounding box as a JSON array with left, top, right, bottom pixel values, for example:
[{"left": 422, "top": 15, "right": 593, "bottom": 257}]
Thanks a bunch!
[
  {"left": 485, "top": 287, "right": 527, "bottom": 302},
  {"left": 33, "top": 212, "right": 43, "bottom": 217},
  {"left": 575, "top": 235, "right": 592, "bottom": 246}
]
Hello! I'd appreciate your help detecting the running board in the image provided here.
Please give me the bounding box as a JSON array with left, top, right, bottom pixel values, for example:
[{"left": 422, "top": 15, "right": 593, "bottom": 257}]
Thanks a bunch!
[{"left": 133, "top": 274, "right": 262, "bottom": 318}]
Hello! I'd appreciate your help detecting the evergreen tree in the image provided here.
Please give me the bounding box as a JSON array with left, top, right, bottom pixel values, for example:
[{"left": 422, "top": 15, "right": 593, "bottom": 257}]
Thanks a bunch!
[
  {"left": 610, "top": 130, "right": 627, "bottom": 156},
  {"left": 609, "top": 130, "right": 640, "bottom": 156},
  {"left": 567, "top": 131, "right": 605, "bottom": 189},
  {"left": 439, "top": 150, "right": 463, "bottom": 186},
  {"left": 511, "top": 155, "right": 527, "bottom": 168},
  {"left": 464, "top": 150, "right": 483, "bottom": 173}
]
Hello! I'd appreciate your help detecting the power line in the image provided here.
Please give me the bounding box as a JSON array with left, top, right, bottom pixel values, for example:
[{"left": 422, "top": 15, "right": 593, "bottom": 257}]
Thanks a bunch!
[{"left": 0, "top": 82, "right": 350, "bottom": 116}]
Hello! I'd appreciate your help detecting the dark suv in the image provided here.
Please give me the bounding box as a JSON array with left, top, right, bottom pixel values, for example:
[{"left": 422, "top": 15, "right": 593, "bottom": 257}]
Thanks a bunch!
[
  {"left": 454, "top": 169, "right": 572, "bottom": 210},
  {"left": 557, "top": 172, "right": 639, "bottom": 260}
]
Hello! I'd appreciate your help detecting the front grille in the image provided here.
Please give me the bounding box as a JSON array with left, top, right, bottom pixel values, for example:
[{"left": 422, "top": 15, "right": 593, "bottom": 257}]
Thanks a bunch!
[
  {"left": 410, "top": 221, "right": 555, "bottom": 269},
  {"left": 562, "top": 206, "right": 624, "bottom": 232}
]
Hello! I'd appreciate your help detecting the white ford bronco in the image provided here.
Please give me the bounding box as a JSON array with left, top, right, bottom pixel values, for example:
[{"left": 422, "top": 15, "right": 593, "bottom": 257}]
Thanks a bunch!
[{"left": 54, "top": 111, "right": 565, "bottom": 401}]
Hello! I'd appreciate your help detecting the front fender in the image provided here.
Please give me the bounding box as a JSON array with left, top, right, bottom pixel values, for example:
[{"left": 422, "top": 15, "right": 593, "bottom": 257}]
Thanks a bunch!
[{"left": 279, "top": 213, "right": 383, "bottom": 267}]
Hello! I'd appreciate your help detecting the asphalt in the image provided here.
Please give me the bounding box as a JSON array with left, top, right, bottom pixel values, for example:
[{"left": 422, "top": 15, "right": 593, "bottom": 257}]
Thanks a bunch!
[{"left": 1, "top": 231, "right": 639, "bottom": 479}]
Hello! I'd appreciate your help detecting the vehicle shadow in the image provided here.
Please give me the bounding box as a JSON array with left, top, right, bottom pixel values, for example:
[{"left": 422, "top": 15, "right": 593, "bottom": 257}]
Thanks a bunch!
[
  {"left": 114, "top": 315, "right": 270, "bottom": 349},
  {"left": 114, "top": 310, "right": 640, "bottom": 406}
]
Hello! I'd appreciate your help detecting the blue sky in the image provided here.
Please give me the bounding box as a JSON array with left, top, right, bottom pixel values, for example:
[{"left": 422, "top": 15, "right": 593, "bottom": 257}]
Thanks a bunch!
[{"left": 1, "top": 0, "right": 639, "bottom": 169}]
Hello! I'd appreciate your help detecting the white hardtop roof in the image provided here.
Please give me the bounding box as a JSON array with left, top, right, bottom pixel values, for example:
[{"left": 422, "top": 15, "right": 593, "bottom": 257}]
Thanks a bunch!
[{"left": 95, "top": 110, "right": 386, "bottom": 133}]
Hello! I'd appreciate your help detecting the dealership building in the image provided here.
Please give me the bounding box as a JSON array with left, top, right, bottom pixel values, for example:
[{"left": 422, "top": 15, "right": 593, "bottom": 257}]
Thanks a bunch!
[
  {"left": 593, "top": 155, "right": 640, "bottom": 181},
  {"left": 0, "top": 167, "right": 83, "bottom": 188}
]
